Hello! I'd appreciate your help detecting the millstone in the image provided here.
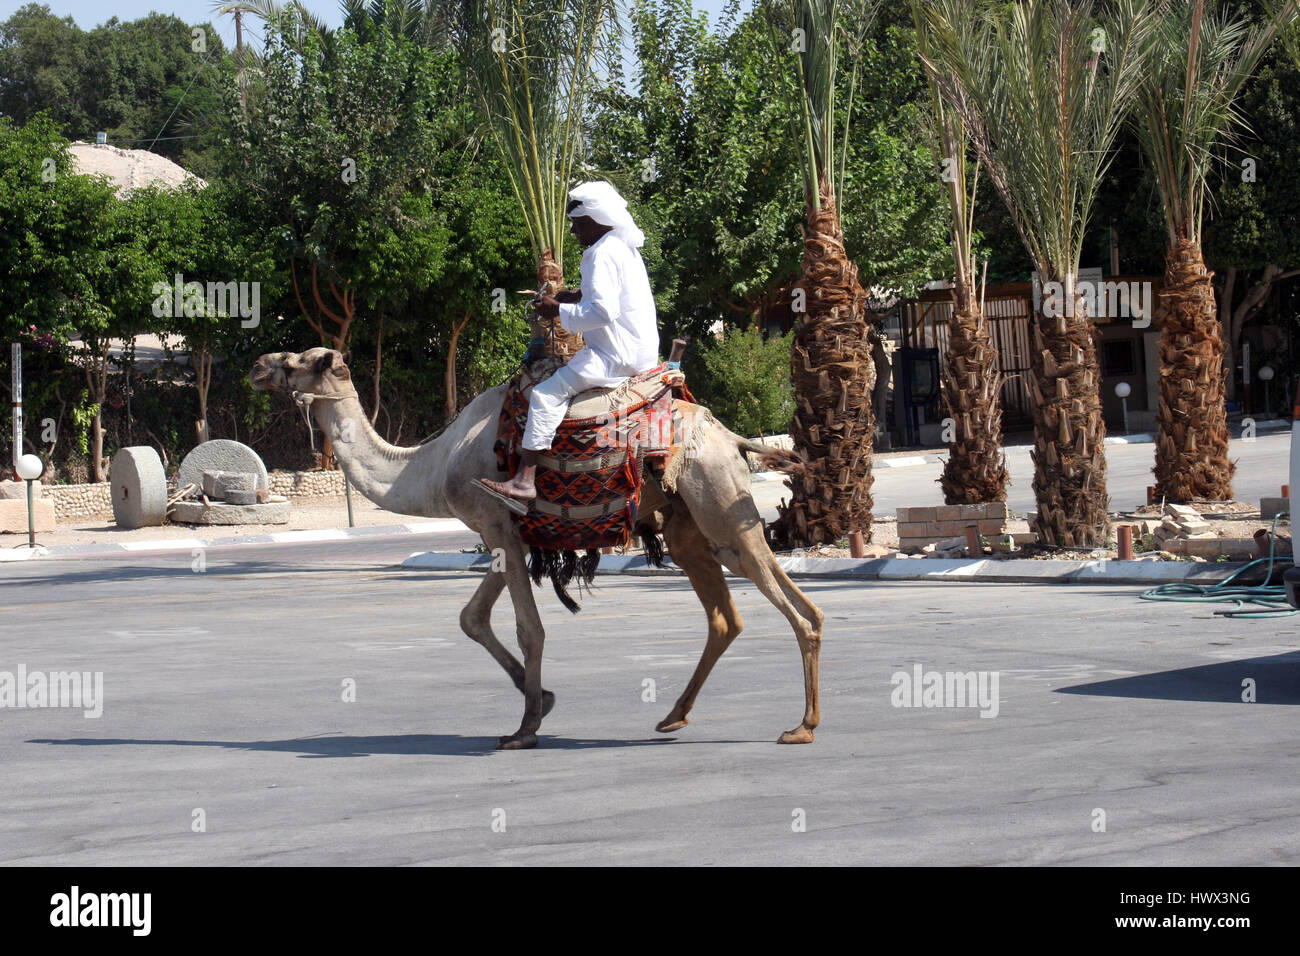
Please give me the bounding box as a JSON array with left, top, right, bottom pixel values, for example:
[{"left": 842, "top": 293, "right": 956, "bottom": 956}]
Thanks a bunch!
[
  {"left": 110, "top": 446, "right": 168, "bottom": 529},
  {"left": 178, "top": 440, "right": 269, "bottom": 497},
  {"left": 169, "top": 500, "right": 290, "bottom": 525}
]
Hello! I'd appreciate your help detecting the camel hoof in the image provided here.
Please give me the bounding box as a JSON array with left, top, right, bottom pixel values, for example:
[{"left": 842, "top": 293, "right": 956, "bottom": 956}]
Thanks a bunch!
[
  {"left": 496, "top": 733, "right": 538, "bottom": 750},
  {"left": 777, "top": 726, "right": 815, "bottom": 744},
  {"left": 655, "top": 716, "right": 688, "bottom": 733},
  {"left": 542, "top": 691, "right": 556, "bottom": 717}
]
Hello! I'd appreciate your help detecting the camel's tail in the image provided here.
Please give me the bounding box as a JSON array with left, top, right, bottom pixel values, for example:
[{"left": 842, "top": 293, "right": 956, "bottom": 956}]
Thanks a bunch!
[{"left": 736, "top": 437, "right": 804, "bottom": 475}]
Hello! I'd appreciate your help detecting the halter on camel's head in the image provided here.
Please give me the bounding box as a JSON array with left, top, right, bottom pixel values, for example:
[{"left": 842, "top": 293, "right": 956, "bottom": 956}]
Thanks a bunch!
[{"left": 249, "top": 347, "right": 358, "bottom": 451}]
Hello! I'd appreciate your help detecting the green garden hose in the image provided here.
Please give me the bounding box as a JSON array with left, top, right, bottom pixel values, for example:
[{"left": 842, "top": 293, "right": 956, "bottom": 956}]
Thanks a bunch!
[{"left": 1139, "top": 516, "right": 1296, "bottom": 618}]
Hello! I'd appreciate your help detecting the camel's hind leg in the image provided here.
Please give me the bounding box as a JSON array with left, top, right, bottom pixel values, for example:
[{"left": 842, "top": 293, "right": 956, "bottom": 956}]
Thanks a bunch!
[
  {"left": 655, "top": 510, "right": 745, "bottom": 734},
  {"left": 730, "top": 526, "right": 824, "bottom": 743}
]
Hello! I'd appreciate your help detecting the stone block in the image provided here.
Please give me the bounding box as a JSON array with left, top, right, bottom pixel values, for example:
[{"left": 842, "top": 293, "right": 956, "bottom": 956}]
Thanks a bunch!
[
  {"left": 908, "top": 507, "right": 937, "bottom": 522},
  {"left": 978, "top": 519, "right": 1007, "bottom": 534},
  {"left": 1165, "top": 503, "right": 1200, "bottom": 518},
  {"left": 0, "top": 497, "right": 55, "bottom": 533},
  {"left": 897, "top": 521, "right": 928, "bottom": 537},
  {"left": 1261, "top": 497, "right": 1290, "bottom": 520},
  {"left": 223, "top": 489, "right": 258, "bottom": 505},
  {"left": 214, "top": 472, "right": 256, "bottom": 499},
  {"left": 0, "top": 479, "right": 40, "bottom": 499},
  {"left": 936, "top": 505, "right": 962, "bottom": 520}
]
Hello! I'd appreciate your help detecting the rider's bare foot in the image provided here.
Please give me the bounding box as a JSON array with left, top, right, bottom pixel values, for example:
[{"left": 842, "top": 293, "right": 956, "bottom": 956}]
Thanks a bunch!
[{"left": 478, "top": 475, "right": 536, "bottom": 502}]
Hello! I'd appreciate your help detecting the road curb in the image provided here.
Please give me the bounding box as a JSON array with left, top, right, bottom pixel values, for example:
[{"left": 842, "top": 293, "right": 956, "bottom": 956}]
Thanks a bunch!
[
  {"left": 400, "top": 550, "right": 1262, "bottom": 585},
  {"left": 5, "top": 518, "right": 472, "bottom": 561}
]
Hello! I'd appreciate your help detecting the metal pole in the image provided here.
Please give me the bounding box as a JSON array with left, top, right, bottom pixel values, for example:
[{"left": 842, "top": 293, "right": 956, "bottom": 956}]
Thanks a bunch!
[
  {"left": 26, "top": 479, "right": 35, "bottom": 549},
  {"left": 1121, "top": 397, "right": 1129, "bottom": 435},
  {"left": 12, "top": 342, "right": 22, "bottom": 470},
  {"left": 343, "top": 473, "right": 355, "bottom": 528}
]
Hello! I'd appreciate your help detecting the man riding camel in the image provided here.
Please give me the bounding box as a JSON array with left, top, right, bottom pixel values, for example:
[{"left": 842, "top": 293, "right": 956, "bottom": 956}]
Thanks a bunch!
[{"left": 477, "top": 181, "right": 659, "bottom": 506}]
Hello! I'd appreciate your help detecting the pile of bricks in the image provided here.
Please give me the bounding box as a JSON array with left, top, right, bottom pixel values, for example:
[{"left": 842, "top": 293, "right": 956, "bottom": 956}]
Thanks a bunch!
[
  {"left": 1149, "top": 503, "right": 1211, "bottom": 548},
  {"left": 1144, "top": 503, "right": 1266, "bottom": 560},
  {"left": 897, "top": 502, "right": 1010, "bottom": 553}
]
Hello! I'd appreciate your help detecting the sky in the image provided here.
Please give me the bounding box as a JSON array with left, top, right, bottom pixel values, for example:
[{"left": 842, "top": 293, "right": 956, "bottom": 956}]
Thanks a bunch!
[{"left": 3, "top": 0, "right": 753, "bottom": 83}]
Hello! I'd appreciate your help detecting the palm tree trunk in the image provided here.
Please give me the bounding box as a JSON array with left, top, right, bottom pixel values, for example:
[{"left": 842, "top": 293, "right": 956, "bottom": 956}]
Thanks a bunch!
[
  {"left": 776, "top": 178, "right": 875, "bottom": 547},
  {"left": 1154, "top": 238, "right": 1235, "bottom": 501},
  {"left": 528, "top": 249, "right": 584, "bottom": 363},
  {"left": 939, "top": 282, "right": 1008, "bottom": 503},
  {"left": 1028, "top": 285, "right": 1109, "bottom": 547}
]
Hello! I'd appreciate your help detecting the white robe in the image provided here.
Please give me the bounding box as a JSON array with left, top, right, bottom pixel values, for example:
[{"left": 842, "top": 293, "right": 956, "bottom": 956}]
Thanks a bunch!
[{"left": 522, "top": 233, "right": 660, "bottom": 451}]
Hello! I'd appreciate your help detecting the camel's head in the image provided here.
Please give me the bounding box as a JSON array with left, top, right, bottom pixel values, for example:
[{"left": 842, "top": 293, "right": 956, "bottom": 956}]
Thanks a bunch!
[{"left": 250, "top": 347, "right": 353, "bottom": 396}]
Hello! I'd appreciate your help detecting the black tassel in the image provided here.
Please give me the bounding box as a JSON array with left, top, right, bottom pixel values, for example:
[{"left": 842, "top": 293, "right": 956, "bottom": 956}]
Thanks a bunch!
[
  {"left": 639, "top": 527, "right": 667, "bottom": 568},
  {"left": 526, "top": 544, "right": 592, "bottom": 614}
]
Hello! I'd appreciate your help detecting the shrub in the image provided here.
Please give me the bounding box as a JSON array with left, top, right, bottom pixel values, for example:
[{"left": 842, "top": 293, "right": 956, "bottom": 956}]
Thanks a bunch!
[{"left": 687, "top": 325, "right": 793, "bottom": 438}]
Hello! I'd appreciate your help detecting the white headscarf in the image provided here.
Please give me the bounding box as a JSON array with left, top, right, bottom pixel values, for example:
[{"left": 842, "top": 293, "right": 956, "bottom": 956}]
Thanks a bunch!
[{"left": 567, "top": 181, "right": 645, "bottom": 250}]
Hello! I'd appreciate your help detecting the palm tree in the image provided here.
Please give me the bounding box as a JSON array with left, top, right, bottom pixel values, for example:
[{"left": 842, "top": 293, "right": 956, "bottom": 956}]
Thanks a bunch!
[
  {"left": 915, "top": 0, "right": 1156, "bottom": 547},
  {"left": 912, "top": 0, "right": 1008, "bottom": 505},
  {"left": 1134, "top": 0, "right": 1297, "bottom": 503},
  {"left": 456, "top": 0, "right": 618, "bottom": 362},
  {"left": 763, "top": 0, "right": 879, "bottom": 548}
]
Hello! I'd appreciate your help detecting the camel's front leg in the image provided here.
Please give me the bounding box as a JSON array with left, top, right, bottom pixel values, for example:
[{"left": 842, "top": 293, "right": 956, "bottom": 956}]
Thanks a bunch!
[
  {"left": 460, "top": 529, "right": 556, "bottom": 720},
  {"left": 497, "top": 535, "right": 548, "bottom": 750}
]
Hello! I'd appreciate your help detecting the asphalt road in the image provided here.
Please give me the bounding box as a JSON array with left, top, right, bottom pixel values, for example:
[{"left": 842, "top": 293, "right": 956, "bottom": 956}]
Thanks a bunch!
[{"left": 1, "top": 554, "right": 1296, "bottom": 865}]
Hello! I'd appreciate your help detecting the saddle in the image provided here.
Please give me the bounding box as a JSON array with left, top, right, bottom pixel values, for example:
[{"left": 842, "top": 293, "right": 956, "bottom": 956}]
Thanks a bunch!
[{"left": 493, "top": 359, "right": 697, "bottom": 553}]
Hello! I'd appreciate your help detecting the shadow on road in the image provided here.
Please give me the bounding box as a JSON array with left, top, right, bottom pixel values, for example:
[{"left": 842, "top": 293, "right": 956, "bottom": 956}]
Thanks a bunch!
[
  {"left": 25, "top": 733, "right": 714, "bottom": 757},
  {"left": 1057, "top": 650, "right": 1300, "bottom": 704}
]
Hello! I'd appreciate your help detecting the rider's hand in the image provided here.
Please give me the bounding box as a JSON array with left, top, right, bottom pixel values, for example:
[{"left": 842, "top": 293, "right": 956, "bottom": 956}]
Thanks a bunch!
[
  {"left": 536, "top": 295, "right": 561, "bottom": 319},
  {"left": 553, "top": 290, "right": 582, "bottom": 304}
]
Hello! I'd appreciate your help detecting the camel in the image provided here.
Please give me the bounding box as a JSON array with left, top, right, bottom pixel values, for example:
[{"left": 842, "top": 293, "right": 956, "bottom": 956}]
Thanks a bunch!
[{"left": 250, "top": 347, "right": 825, "bottom": 749}]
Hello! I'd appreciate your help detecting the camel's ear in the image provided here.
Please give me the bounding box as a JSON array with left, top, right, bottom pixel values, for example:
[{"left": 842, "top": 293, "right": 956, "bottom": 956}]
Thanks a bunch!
[
  {"left": 314, "top": 351, "right": 335, "bottom": 374},
  {"left": 341, "top": 350, "right": 352, "bottom": 366}
]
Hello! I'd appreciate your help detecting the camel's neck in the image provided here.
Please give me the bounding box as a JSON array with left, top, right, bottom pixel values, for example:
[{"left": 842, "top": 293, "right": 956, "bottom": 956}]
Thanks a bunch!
[{"left": 308, "top": 393, "right": 449, "bottom": 517}]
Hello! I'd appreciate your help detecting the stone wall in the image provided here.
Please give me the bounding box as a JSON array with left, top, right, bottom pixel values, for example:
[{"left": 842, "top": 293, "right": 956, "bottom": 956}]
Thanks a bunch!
[
  {"left": 45, "top": 469, "right": 348, "bottom": 521},
  {"left": 267, "top": 470, "right": 347, "bottom": 498},
  {"left": 45, "top": 483, "right": 114, "bottom": 522}
]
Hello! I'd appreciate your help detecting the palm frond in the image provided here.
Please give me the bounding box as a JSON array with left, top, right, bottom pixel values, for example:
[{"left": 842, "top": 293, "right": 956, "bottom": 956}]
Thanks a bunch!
[
  {"left": 917, "top": 0, "right": 1158, "bottom": 281},
  {"left": 762, "top": 0, "right": 879, "bottom": 209},
  {"left": 1131, "top": 0, "right": 1298, "bottom": 245},
  {"left": 455, "top": 0, "right": 618, "bottom": 261}
]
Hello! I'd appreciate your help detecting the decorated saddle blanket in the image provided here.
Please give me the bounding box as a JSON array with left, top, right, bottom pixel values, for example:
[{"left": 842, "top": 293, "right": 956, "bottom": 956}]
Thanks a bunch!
[{"left": 494, "top": 360, "right": 697, "bottom": 551}]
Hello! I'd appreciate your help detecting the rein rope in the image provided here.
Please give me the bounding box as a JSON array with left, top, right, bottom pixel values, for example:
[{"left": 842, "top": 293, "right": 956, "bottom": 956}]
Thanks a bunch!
[{"left": 291, "top": 388, "right": 356, "bottom": 453}]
